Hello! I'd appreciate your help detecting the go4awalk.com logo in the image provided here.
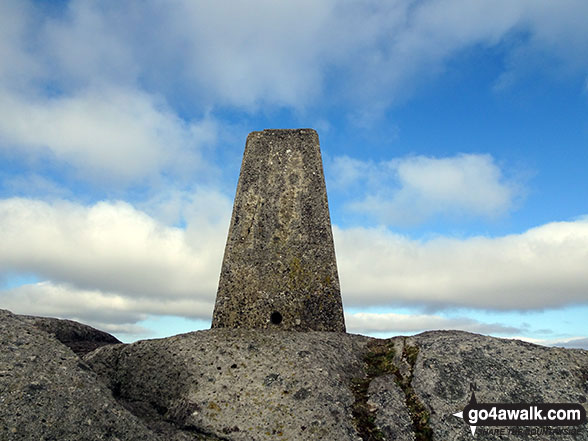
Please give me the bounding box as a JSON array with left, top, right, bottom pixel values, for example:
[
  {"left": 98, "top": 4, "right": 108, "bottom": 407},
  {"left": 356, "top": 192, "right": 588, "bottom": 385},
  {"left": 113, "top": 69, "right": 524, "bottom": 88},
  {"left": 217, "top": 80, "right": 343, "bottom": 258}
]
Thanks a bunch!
[{"left": 453, "top": 384, "right": 586, "bottom": 437}]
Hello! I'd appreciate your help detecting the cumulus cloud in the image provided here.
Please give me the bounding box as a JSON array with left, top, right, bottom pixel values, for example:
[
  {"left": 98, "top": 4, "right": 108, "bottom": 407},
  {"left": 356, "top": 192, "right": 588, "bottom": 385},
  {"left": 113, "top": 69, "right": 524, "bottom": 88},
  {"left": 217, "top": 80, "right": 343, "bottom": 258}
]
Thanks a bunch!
[
  {"left": 330, "top": 154, "right": 519, "bottom": 225},
  {"left": 1, "top": 282, "right": 214, "bottom": 334},
  {"left": 0, "top": 1, "right": 219, "bottom": 186},
  {"left": 1, "top": 0, "right": 587, "bottom": 187},
  {"left": 0, "top": 1, "right": 40, "bottom": 89},
  {"left": 0, "top": 197, "right": 228, "bottom": 302},
  {"left": 334, "top": 219, "right": 588, "bottom": 311},
  {"left": 552, "top": 337, "right": 588, "bottom": 350},
  {"left": 1, "top": 196, "right": 587, "bottom": 335},
  {"left": 345, "top": 312, "right": 521, "bottom": 335},
  {"left": 4, "top": 0, "right": 588, "bottom": 112},
  {"left": 509, "top": 336, "right": 588, "bottom": 351},
  {"left": 1, "top": 0, "right": 587, "bottom": 342},
  {"left": 0, "top": 86, "right": 217, "bottom": 183}
]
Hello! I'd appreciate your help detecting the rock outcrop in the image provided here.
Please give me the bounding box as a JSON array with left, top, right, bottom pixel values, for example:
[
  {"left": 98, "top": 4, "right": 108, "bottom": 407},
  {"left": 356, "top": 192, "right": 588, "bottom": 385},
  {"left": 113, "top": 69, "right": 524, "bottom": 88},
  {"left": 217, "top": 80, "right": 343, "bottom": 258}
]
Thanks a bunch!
[
  {"left": 85, "top": 329, "right": 372, "bottom": 441},
  {"left": 1, "top": 309, "right": 587, "bottom": 440},
  {"left": 0, "top": 309, "right": 162, "bottom": 441},
  {"left": 18, "top": 314, "right": 121, "bottom": 356}
]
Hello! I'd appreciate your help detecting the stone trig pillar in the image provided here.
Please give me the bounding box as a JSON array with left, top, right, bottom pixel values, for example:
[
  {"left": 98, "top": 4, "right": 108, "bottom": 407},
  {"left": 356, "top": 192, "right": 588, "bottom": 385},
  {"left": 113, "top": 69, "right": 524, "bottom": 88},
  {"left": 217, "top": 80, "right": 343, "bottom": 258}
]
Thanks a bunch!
[{"left": 212, "top": 129, "right": 346, "bottom": 332}]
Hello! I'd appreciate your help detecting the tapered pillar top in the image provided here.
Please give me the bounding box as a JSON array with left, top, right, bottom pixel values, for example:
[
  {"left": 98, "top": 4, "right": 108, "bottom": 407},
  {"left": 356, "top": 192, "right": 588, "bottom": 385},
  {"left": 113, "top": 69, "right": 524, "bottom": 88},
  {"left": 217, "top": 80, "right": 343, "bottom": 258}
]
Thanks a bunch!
[{"left": 211, "top": 129, "right": 345, "bottom": 332}]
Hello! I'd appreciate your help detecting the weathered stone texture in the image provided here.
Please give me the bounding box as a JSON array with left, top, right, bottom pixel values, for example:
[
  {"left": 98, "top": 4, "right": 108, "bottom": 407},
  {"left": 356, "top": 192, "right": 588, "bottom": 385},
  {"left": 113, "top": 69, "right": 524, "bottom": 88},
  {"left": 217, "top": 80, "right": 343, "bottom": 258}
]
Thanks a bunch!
[
  {"left": 368, "top": 375, "right": 415, "bottom": 441},
  {"left": 85, "top": 329, "right": 370, "bottom": 441},
  {"left": 212, "top": 128, "right": 345, "bottom": 332},
  {"left": 409, "top": 331, "right": 588, "bottom": 441},
  {"left": 3, "top": 311, "right": 587, "bottom": 440},
  {"left": 19, "top": 314, "right": 121, "bottom": 356},
  {"left": 0, "top": 310, "right": 162, "bottom": 441},
  {"left": 84, "top": 328, "right": 588, "bottom": 441}
]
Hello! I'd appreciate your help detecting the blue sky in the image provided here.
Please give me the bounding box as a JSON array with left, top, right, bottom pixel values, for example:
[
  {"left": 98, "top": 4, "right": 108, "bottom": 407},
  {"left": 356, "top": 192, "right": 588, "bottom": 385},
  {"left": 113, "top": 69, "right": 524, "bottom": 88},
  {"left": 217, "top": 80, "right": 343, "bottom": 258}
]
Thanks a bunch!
[{"left": 1, "top": 0, "right": 587, "bottom": 349}]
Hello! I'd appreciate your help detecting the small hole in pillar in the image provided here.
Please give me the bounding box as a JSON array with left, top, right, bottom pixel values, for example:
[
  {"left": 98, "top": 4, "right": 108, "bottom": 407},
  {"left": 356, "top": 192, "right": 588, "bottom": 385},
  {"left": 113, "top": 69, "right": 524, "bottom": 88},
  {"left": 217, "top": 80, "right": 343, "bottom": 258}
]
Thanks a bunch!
[{"left": 270, "top": 311, "right": 283, "bottom": 325}]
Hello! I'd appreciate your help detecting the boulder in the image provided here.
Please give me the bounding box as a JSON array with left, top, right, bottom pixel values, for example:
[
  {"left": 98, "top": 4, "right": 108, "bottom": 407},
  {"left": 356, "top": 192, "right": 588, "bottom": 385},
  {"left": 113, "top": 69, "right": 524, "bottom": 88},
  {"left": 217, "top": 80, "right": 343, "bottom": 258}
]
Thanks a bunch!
[
  {"left": 18, "top": 314, "right": 121, "bottom": 356},
  {"left": 410, "top": 330, "right": 588, "bottom": 440},
  {"left": 0, "top": 309, "right": 165, "bottom": 441},
  {"left": 85, "top": 329, "right": 374, "bottom": 440}
]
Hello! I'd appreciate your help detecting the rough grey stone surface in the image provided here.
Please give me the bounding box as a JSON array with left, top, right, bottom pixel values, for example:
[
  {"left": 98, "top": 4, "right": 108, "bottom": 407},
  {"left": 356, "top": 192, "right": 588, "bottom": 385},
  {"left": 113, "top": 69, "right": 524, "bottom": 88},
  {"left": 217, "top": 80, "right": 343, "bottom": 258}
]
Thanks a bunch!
[
  {"left": 408, "top": 331, "right": 588, "bottom": 440},
  {"left": 85, "top": 328, "right": 588, "bottom": 441},
  {"left": 18, "top": 314, "right": 121, "bottom": 356},
  {"left": 367, "top": 375, "right": 415, "bottom": 441},
  {"left": 85, "top": 329, "right": 370, "bottom": 441},
  {"left": 0, "top": 309, "right": 162, "bottom": 441},
  {"left": 212, "top": 129, "right": 345, "bottom": 332},
  {"left": 3, "top": 311, "right": 587, "bottom": 440}
]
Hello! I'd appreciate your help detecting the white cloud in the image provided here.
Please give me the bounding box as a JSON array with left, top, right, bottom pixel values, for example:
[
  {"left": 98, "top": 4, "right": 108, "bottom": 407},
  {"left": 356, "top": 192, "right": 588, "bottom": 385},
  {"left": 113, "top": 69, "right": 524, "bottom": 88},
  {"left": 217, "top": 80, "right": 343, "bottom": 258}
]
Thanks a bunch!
[
  {"left": 1, "top": 281, "right": 214, "bottom": 328},
  {"left": 393, "top": 155, "right": 514, "bottom": 218},
  {"left": 345, "top": 312, "right": 521, "bottom": 335},
  {"left": 507, "top": 336, "right": 588, "bottom": 351},
  {"left": 1, "top": 0, "right": 587, "bottom": 341},
  {"left": 329, "top": 156, "right": 375, "bottom": 190},
  {"left": 4, "top": 0, "right": 588, "bottom": 113},
  {"left": 0, "top": 1, "right": 42, "bottom": 90},
  {"left": 0, "top": 86, "right": 217, "bottom": 183},
  {"left": 138, "top": 186, "right": 232, "bottom": 231},
  {"left": 0, "top": 197, "right": 229, "bottom": 302},
  {"left": 334, "top": 219, "right": 588, "bottom": 311},
  {"left": 2, "top": 197, "right": 587, "bottom": 334},
  {"left": 331, "top": 154, "right": 519, "bottom": 225},
  {"left": 19, "top": 0, "right": 364, "bottom": 109},
  {"left": 41, "top": 1, "right": 138, "bottom": 89},
  {"left": 552, "top": 337, "right": 588, "bottom": 350}
]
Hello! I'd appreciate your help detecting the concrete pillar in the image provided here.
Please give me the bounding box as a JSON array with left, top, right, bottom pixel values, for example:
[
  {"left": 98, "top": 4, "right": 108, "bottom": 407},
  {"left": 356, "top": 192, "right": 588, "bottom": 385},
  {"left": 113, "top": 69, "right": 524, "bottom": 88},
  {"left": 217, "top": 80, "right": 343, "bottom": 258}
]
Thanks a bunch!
[{"left": 212, "top": 129, "right": 345, "bottom": 332}]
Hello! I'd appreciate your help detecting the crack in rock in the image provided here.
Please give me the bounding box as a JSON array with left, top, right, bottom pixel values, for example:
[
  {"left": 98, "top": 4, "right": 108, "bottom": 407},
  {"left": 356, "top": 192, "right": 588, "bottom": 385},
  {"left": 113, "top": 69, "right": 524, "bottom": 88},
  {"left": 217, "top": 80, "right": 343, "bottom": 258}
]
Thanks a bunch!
[{"left": 351, "top": 339, "right": 433, "bottom": 441}]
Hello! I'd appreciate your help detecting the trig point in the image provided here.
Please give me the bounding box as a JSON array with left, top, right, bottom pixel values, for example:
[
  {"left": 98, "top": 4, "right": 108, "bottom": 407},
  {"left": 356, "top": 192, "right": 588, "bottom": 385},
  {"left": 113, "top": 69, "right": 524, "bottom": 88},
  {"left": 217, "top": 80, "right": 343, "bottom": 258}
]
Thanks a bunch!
[{"left": 212, "top": 129, "right": 346, "bottom": 332}]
